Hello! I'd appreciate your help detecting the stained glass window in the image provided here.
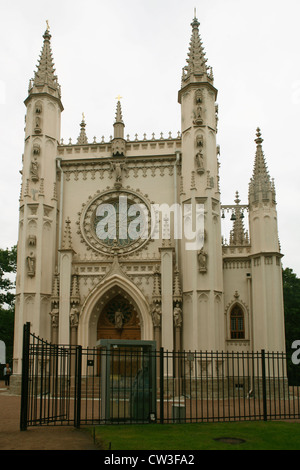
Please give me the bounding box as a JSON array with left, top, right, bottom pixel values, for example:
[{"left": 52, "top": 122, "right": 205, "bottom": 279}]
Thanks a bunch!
[{"left": 230, "top": 305, "right": 245, "bottom": 339}]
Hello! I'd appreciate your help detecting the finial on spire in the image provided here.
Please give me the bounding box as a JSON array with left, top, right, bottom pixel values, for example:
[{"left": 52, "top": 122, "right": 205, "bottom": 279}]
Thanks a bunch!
[
  {"left": 115, "top": 99, "right": 124, "bottom": 124},
  {"left": 29, "top": 24, "right": 61, "bottom": 99},
  {"left": 77, "top": 113, "right": 88, "bottom": 144},
  {"left": 115, "top": 94, "right": 123, "bottom": 101},
  {"left": 180, "top": 12, "right": 211, "bottom": 87},
  {"left": 255, "top": 127, "right": 263, "bottom": 145},
  {"left": 249, "top": 127, "right": 276, "bottom": 204},
  {"left": 234, "top": 191, "right": 241, "bottom": 205}
]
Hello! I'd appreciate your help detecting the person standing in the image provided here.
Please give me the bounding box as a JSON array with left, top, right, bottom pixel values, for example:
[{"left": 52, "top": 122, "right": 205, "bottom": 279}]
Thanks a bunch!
[{"left": 3, "top": 363, "right": 11, "bottom": 386}]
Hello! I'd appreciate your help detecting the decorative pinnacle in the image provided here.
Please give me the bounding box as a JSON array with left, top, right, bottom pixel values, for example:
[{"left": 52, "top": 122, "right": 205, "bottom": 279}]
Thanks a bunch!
[
  {"left": 191, "top": 13, "right": 200, "bottom": 29},
  {"left": 255, "top": 127, "right": 264, "bottom": 145},
  {"left": 77, "top": 113, "right": 88, "bottom": 144},
  {"left": 62, "top": 217, "right": 73, "bottom": 250},
  {"left": 181, "top": 13, "right": 211, "bottom": 85},
  {"left": 234, "top": 191, "right": 241, "bottom": 205},
  {"left": 115, "top": 99, "right": 124, "bottom": 124},
  {"left": 31, "top": 24, "right": 60, "bottom": 96},
  {"left": 249, "top": 127, "right": 276, "bottom": 204}
]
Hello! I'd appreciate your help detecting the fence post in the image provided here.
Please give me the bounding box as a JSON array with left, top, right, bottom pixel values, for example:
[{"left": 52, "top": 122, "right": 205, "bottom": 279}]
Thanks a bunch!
[
  {"left": 20, "top": 322, "right": 31, "bottom": 431},
  {"left": 160, "top": 347, "right": 164, "bottom": 424},
  {"left": 261, "top": 349, "right": 268, "bottom": 421},
  {"left": 74, "top": 345, "right": 82, "bottom": 428}
]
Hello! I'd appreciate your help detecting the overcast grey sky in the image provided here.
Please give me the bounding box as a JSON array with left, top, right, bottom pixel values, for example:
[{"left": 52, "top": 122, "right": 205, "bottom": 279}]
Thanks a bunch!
[{"left": 0, "top": 0, "right": 299, "bottom": 276}]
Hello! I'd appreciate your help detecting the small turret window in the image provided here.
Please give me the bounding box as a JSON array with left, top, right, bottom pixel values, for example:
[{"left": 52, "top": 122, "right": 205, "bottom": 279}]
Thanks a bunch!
[{"left": 230, "top": 305, "right": 245, "bottom": 339}]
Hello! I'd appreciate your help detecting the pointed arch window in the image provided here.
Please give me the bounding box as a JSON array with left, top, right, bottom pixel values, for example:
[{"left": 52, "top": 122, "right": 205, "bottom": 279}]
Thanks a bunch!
[{"left": 230, "top": 304, "right": 245, "bottom": 339}]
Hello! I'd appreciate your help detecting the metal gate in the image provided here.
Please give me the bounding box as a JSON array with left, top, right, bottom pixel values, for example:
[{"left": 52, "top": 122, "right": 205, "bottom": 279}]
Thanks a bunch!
[{"left": 20, "top": 323, "right": 300, "bottom": 430}]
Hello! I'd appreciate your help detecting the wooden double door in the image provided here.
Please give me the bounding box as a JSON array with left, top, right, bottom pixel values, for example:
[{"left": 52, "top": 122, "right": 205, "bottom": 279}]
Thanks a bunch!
[{"left": 97, "top": 294, "right": 141, "bottom": 342}]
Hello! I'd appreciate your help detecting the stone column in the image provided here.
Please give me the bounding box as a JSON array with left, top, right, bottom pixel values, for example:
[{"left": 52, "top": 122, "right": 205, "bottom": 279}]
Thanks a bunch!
[
  {"left": 70, "top": 304, "right": 79, "bottom": 381},
  {"left": 159, "top": 246, "right": 174, "bottom": 352},
  {"left": 173, "top": 303, "right": 183, "bottom": 396},
  {"left": 59, "top": 218, "right": 75, "bottom": 346}
]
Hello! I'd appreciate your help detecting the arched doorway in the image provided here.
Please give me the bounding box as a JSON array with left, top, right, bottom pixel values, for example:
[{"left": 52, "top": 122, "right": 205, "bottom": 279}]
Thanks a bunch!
[
  {"left": 97, "top": 292, "right": 141, "bottom": 342},
  {"left": 77, "top": 273, "right": 153, "bottom": 348}
]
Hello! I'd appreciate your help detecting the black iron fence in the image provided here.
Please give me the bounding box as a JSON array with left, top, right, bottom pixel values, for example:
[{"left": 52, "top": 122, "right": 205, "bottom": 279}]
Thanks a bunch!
[{"left": 20, "top": 323, "right": 300, "bottom": 430}]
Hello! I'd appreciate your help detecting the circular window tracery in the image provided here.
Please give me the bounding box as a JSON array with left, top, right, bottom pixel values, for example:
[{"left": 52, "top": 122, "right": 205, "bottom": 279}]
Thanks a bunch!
[{"left": 79, "top": 189, "right": 151, "bottom": 255}]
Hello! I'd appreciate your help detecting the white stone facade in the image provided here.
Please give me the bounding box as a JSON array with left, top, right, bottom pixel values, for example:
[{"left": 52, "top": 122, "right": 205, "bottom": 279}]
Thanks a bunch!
[{"left": 13, "top": 18, "right": 286, "bottom": 375}]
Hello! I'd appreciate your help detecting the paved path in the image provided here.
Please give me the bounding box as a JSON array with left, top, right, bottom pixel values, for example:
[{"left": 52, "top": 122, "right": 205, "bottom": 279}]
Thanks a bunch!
[{"left": 0, "top": 386, "right": 99, "bottom": 450}]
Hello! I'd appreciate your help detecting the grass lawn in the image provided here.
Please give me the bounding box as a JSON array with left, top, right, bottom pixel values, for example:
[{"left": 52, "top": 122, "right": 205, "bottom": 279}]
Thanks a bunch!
[{"left": 89, "top": 420, "right": 300, "bottom": 450}]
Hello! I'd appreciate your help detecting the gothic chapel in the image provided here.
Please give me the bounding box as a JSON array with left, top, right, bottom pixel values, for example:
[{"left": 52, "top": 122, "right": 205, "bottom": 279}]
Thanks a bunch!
[{"left": 13, "top": 16, "right": 286, "bottom": 376}]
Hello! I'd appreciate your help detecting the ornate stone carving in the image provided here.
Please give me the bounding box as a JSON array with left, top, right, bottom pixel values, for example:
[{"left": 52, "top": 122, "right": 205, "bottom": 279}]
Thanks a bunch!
[
  {"left": 109, "top": 161, "right": 127, "bottom": 189},
  {"left": 33, "top": 143, "right": 41, "bottom": 155},
  {"left": 114, "top": 310, "right": 124, "bottom": 329},
  {"left": 49, "top": 307, "right": 59, "bottom": 328},
  {"left": 78, "top": 188, "right": 151, "bottom": 256},
  {"left": 30, "top": 158, "right": 39, "bottom": 182},
  {"left": 70, "top": 304, "right": 79, "bottom": 327},
  {"left": 28, "top": 235, "right": 36, "bottom": 246},
  {"left": 34, "top": 115, "right": 42, "bottom": 134},
  {"left": 111, "top": 138, "right": 126, "bottom": 157},
  {"left": 26, "top": 252, "right": 36, "bottom": 277},
  {"left": 195, "top": 151, "right": 204, "bottom": 174},
  {"left": 194, "top": 90, "right": 204, "bottom": 125},
  {"left": 151, "top": 301, "right": 161, "bottom": 327},
  {"left": 195, "top": 89, "right": 203, "bottom": 104},
  {"left": 196, "top": 134, "right": 204, "bottom": 148},
  {"left": 173, "top": 302, "right": 183, "bottom": 328},
  {"left": 198, "top": 249, "right": 207, "bottom": 273}
]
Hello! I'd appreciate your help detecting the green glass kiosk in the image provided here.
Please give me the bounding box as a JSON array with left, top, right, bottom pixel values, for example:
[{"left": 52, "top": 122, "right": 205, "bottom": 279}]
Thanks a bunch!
[{"left": 97, "top": 339, "right": 157, "bottom": 423}]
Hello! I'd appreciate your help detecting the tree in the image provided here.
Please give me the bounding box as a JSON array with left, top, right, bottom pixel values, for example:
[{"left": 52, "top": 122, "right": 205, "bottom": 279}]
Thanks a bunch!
[
  {"left": 282, "top": 267, "right": 300, "bottom": 385},
  {"left": 282, "top": 267, "right": 300, "bottom": 349},
  {"left": 0, "top": 245, "right": 16, "bottom": 308},
  {"left": 0, "top": 245, "right": 17, "bottom": 367}
]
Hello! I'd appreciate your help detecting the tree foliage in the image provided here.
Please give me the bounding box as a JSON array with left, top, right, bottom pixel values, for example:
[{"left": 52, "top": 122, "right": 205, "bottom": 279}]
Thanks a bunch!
[
  {"left": 0, "top": 245, "right": 17, "bottom": 308},
  {"left": 0, "top": 246, "right": 17, "bottom": 366},
  {"left": 282, "top": 267, "right": 300, "bottom": 350}
]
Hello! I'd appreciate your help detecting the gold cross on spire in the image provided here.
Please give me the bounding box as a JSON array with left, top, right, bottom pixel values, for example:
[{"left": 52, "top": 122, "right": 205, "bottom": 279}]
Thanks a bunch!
[{"left": 115, "top": 94, "right": 123, "bottom": 101}]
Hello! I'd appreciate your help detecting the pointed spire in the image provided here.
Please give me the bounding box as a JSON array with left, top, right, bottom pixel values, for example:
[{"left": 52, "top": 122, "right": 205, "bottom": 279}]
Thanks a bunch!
[
  {"left": 252, "top": 128, "right": 270, "bottom": 179},
  {"left": 28, "top": 22, "right": 61, "bottom": 100},
  {"left": 61, "top": 217, "right": 73, "bottom": 250},
  {"left": 112, "top": 97, "right": 126, "bottom": 156},
  {"left": 113, "top": 98, "right": 125, "bottom": 139},
  {"left": 152, "top": 267, "right": 161, "bottom": 302},
  {"left": 173, "top": 268, "right": 182, "bottom": 302},
  {"left": 77, "top": 113, "right": 88, "bottom": 144},
  {"left": 115, "top": 98, "right": 124, "bottom": 124},
  {"left": 182, "top": 14, "right": 213, "bottom": 85},
  {"left": 70, "top": 270, "right": 80, "bottom": 306},
  {"left": 51, "top": 267, "right": 60, "bottom": 300},
  {"left": 229, "top": 191, "right": 249, "bottom": 246},
  {"left": 249, "top": 128, "right": 276, "bottom": 203}
]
